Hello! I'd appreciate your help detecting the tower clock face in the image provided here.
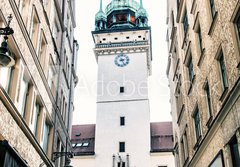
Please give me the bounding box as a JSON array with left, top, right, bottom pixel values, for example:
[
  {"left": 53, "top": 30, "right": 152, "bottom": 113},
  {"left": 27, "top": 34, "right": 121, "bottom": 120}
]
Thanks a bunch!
[{"left": 114, "top": 54, "right": 129, "bottom": 67}]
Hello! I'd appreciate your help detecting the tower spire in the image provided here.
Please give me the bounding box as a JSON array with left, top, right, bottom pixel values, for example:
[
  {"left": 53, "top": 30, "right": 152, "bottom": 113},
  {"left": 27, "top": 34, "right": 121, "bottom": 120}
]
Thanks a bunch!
[
  {"left": 140, "top": 0, "right": 143, "bottom": 7},
  {"left": 100, "top": 0, "right": 103, "bottom": 11}
]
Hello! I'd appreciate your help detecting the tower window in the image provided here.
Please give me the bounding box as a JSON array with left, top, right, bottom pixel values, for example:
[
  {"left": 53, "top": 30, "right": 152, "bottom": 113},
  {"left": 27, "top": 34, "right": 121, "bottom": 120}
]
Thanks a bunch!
[
  {"left": 120, "top": 117, "right": 125, "bottom": 126},
  {"left": 138, "top": 35, "right": 142, "bottom": 38},
  {"left": 120, "top": 87, "right": 124, "bottom": 93},
  {"left": 103, "top": 38, "right": 106, "bottom": 41},
  {"left": 119, "top": 142, "right": 125, "bottom": 152},
  {"left": 126, "top": 36, "right": 130, "bottom": 39},
  {"left": 114, "top": 37, "right": 118, "bottom": 40}
]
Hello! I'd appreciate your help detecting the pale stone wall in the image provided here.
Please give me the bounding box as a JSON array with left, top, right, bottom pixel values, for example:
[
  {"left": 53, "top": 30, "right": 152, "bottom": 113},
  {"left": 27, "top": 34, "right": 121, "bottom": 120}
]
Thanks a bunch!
[
  {"left": 71, "top": 156, "right": 95, "bottom": 167},
  {"left": 167, "top": 0, "right": 240, "bottom": 166},
  {"left": 150, "top": 152, "right": 175, "bottom": 167},
  {"left": 0, "top": 99, "right": 44, "bottom": 167}
]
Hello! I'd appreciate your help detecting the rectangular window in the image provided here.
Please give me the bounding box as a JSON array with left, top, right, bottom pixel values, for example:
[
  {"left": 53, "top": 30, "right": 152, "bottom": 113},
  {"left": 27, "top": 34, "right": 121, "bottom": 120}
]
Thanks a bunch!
[
  {"left": 43, "top": 121, "right": 50, "bottom": 153},
  {"left": 119, "top": 142, "right": 125, "bottom": 152},
  {"left": 210, "top": 0, "right": 216, "bottom": 19},
  {"left": 218, "top": 53, "right": 228, "bottom": 89},
  {"left": 120, "top": 87, "right": 124, "bottom": 93},
  {"left": 183, "top": 10, "right": 189, "bottom": 34},
  {"left": 118, "top": 162, "right": 125, "bottom": 167},
  {"left": 0, "top": 66, "right": 13, "bottom": 93},
  {"left": 120, "top": 117, "right": 125, "bottom": 126},
  {"left": 193, "top": 108, "right": 202, "bottom": 140},
  {"left": 183, "top": 131, "right": 189, "bottom": 160},
  {"left": 187, "top": 55, "right": 194, "bottom": 83},
  {"left": 205, "top": 82, "right": 213, "bottom": 119},
  {"left": 18, "top": 77, "right": 29, "bottom": 116},
  {"left": 0, "top": 140, "right": 28, "bottom": 166},
  {"left": 38, "top": 31, "right": 47, "bottom": 67},
  {"left": 30, "top": 6, "right": 40, "bottom": 49},
  {"left": 229, "top": 136, "right": 240, "bottom": 167},
  {"left": 32, "top": 101, "right": 41, "bottom": 136},
  {"left": 180, "top": 139, "right": 185, "bottom": 164},
  {"left": 209, "top": 151, "right": 224, "bottom": 167}
]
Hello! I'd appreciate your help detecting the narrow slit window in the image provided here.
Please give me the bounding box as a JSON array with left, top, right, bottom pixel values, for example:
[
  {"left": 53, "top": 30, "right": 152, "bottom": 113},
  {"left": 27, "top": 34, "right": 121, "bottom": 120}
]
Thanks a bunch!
[{"left": 120, "top": 87, "right": 124, "bottom": 93}]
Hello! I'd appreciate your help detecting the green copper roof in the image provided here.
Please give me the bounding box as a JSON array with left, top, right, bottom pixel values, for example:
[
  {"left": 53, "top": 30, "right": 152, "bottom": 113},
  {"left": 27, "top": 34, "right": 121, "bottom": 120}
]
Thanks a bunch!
[
  {"left": 136, "top": 0, "right": 148, "bottom": 18},
  {"left": 95, "top": 0, "right": 106, "bottom": 21},
  {"left": 105, "top": 0, "right": 140, "bottom": 15}
]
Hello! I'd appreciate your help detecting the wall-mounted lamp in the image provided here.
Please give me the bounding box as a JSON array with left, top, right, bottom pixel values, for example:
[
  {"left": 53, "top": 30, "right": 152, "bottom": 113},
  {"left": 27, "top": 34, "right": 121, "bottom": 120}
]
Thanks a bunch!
[
  {"left": 52, "top": 152, "right": 73, "bottom": 167},
  {"left": 0, "top": 14, "right": 14, "bottom": 67}
]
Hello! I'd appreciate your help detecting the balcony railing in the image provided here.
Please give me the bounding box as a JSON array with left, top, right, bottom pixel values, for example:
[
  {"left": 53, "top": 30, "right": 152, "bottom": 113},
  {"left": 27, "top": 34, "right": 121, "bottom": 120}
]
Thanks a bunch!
[{"left": 95, "top": 41, "right": 148, "bottom": 49}]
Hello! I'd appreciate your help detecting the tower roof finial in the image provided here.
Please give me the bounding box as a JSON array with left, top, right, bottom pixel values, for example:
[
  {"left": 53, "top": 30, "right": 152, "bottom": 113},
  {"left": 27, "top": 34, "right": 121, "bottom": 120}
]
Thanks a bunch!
[
  {"left": 100, "top": 0, "right": 103, "bottom": 11},
  {"left": 140, "top": 0, "right": 143, "bottom": 7}
]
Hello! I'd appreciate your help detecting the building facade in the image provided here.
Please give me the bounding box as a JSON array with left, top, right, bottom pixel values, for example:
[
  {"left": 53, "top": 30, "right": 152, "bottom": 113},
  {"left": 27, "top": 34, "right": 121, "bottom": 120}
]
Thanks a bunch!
[
  {"left": 0, "top": 0, "right": 78, "bottom": 166},
  {"left": 166, "top": 0, "right": 240, "bottom": 166},
  {"left": 71, "top": 0, "right": 175, "bottom": 167}
]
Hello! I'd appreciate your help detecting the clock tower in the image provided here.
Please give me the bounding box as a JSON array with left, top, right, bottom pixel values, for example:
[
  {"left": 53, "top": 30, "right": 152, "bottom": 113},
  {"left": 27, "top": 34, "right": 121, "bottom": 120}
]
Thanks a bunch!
[{"left": 92, "top": 0, "right": 152, "bottom": 166}]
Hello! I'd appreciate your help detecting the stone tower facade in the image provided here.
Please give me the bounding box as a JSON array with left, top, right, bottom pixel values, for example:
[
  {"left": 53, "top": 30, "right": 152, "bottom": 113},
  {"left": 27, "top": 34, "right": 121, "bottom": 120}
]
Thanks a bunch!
[
  {"left": 166, "top": 0, "right": 240, "bottom": 166},
  {"left": 71, "top": 0, "right": 175, "bottom": 167}
]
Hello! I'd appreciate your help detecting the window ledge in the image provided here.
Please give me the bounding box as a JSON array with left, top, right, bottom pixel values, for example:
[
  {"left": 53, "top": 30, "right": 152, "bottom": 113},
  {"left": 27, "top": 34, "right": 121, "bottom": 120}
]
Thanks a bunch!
[
  {"left": 193, "top": 135, "right": 202, "bottom": 150},
  {"left": 208, "top": 12, "right": 218, "bottom": 36},
  {"left": 206, "top": 116, "right": 213, "bottom": 129},
  {"left": 219, "top": 86, "right": 229, "bottom": 102},
  {"left": 197, "top": 48, "right": 206, "bottom": 67},
  {"left": 187, "top": 75, "right": 196, "bottom": 95},
  {"left": 177, "top": 104, "right": 185, "bottom": 125},
  {"left": 183, "top": 157, "right": 189, "bottom": 167}
]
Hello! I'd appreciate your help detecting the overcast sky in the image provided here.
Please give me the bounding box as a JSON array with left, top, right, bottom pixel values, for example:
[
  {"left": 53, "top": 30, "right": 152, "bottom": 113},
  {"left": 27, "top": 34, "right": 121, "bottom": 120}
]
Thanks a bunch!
[{"left": 73, "top": 0, "right": 171, "bottom": 125}]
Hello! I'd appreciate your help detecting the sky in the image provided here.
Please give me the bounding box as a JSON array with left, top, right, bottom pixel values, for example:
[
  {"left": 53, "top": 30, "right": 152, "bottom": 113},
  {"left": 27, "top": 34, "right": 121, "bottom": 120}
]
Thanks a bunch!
[{"left": 73, "top": 0, "right": 171, "bottom": 125}]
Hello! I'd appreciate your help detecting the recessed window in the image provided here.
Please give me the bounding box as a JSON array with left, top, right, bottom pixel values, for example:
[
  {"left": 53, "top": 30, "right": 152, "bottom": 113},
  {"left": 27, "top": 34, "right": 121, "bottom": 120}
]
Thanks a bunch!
[
  {"left": 187, "top": 55, "right": 194, "bottom": 83},
  {"left": 120, "top": 117, "right": 125, "bottom": 126},
  {"left": 43, "top": 121, "right": 51, "bottom": 153},
  {"left": 183, "top": 9, "right": 189, "bottom": 34},
  {"left": 126, "top": 36, "right": 130, "bottom": 39},
  {"left": 120, "top": 87, "right": 124, "bottom": 93},
  {"left": 193, "top": 107, "right": 201, "bottom": 141},
  {"left": 114, "top": 37, "right": 118, "bottom": 40},
  {"left": 138, "top": 35, "right": 142, "bottom": 38},
  {"left": 209, "top": 0, "right": 216, "bottom": 19},
  {"left": 103, "top": 38, "right": 106, "bottom": 41},
  {"left": 143, "top": 37, "right": 146, "bottom": 40},
  {"left": 100, "top": 41, "right": 102, "bottom": 43},
  {"left": 209, "top": 151, "right": 224, "bottom": 167},
  {"left": 204, "top": 81, "right": 213, "bottom": 119},
  {"left": 30, "top": 6, "right": 40, "bottom": 49},
  {"left": 218, "top": 52, "right": 228, "bottom": 89},
  {"left": 118, "top": 162, "right": 125, "bottom": 167},
  {"left": 234, "top": 11, "right": 240, "bottom": 44},
  {"left": 119, "top": 142, "right": 125, "bottom": 152},
  {"left": 229, "top": 136, "right": 240, "bottom": 166}
]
